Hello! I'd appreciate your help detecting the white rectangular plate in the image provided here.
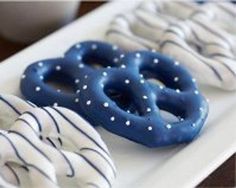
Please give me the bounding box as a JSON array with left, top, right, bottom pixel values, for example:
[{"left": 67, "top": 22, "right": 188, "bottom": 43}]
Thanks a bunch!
[{"left": 0, "top": 1, "right": 235, "bottom": 188}]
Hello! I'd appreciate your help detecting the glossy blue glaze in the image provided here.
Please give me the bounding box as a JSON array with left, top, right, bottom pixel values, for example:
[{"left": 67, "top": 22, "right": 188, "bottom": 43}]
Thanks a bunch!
[{"left": 21, "top": 41, "right": 208, "bottom": 147}]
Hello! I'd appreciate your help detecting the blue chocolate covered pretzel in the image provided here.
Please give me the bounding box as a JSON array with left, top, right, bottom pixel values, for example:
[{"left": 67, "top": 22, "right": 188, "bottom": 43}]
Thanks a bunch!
[{"left": 20, "top": 41, "right": 208, "bottom": 147}]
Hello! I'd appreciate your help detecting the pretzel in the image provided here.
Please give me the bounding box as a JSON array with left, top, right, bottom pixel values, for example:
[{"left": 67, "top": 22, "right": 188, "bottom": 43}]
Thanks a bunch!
[
  {"left": 133, "top": 0, "right": 236, "bottom": 36},
  {"left": 20, "top": 41, "right": 208, "bottom": 147},
  {"left": 0, "top": 94, "right": 115, "bottom": 188},
  {"left": 106, "top": 0, "right": 236, "bottom": 90}
]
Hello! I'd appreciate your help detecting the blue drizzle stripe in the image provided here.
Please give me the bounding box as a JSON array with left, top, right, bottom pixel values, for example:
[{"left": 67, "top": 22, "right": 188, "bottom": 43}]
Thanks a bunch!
[
  {"left": 191, "top": 29, "right": 228, "bottom": 49},
  {"left": 8, "top": 130, "right": 51, "bottom": 162},
  {"left": 41, "top": 108, "right": 60, "bottom": 133},
  {"left": 46, "top": 138, "right": 75, "bottom": 178},
  {"left": 5, "top": 163, "right": 20, "bottom": 186},
  {"left": 208, "top": 52, "right": 236, "bottom": 61},
  {"left": 159, "top": 39, "right": 223, "bottom": 81},
  {"left": 0, "top": 132, "right": 54, "bottom": 183},
  {"left": 46, "top": 137, "right": 57, "bottom": 148},
  {"left": 218, "top": 4, "right": 236, "bottom": 17},
  {"left": 26, "top": 100, "right": 37, "bottom": 107},
  {"left": 0, "top": 96, "right": 21, "bottom": 115},
  {"left": 20, "top": 165, "right": 29, "bottom": 171},
  {"left": 50, "top": 107, "right": 111, "bottom": 157},
  {"left": 23, "top": 112, "right": 42, "bottom": 132},
  {"left": 41, "top": 107, "right": 62, "bottom": 146},
  {"left": 58, "top": 150, "right": 75, "bottom": 178},
  {"left": 80, "top": 147, "right": 116, "bottom": 178},
  {"left": 189, "top": 29, "right": 236, "bottom": 77},
  {"left": 75, "top": 152, "right": 111, "bottom": 188},
  {"left": 15, "top": 118, "right": 39, "bottom": 138},
  {"left": 193, "top": 19, "right": 232, "bottom": 48}
]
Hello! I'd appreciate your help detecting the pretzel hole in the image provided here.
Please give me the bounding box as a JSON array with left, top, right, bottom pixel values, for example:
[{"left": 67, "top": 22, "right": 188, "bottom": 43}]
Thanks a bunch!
[
  {"left": 82, "top": 55, "right": 115, "bottom": 69},
  {"left": 140, "top": 68, "right": 184, "bottom": 90},
  {"left": 140, "top": 69, "right": 166, "bottom": 87},
  {"left": 147, "top": 78, "right": 165, "bottom": 87},
  {"left": 159, "top": 109, "right": 180, "bottom": 123},
  {"left": 45, "top": 71, "right": 75, "bottom": 93},
  {"left": 104, "top": 87, "right": 143, "bottom": 116},
  {"left": 157, "top": 100, "right": 186, "bottom": 123}
]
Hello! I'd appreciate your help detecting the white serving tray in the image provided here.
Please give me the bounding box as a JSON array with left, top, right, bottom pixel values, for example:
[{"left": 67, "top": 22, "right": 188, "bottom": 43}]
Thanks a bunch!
[{"left": 0, "top": 1, "right": 235, "bottom": 188}]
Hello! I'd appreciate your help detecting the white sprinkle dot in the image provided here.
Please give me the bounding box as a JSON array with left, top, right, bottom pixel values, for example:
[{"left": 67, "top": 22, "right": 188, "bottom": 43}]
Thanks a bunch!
[
  {"left": 112, "top": 45, "right": 118, "bottom": 50},
  {"left": 174, "top": 61, "right": 180, "bottom": 66},
  {"left": 159, "top": 85, "right": 164, "bottom": 89},
  {"left": 101, "top": 83, "right": 104, "bottom": 88},
  {"left": 147, "top": 107, "right": 151, "bottom": 112},
  {"left": 91, "top": 44, "right": 97, "bottom": 50},
  {"left": 39, "top": 75, "right": 44, "bottom": 80},
  {"left": 75, "top": 98, "right": 79, "bottom": 103},
  {"left": 120, "top": 54, "right": 125, "bottom": 59},
  {"left": 57, "top": 89, "right": 61, "bottom": 93},
  {"left": 110, "top": 116, "right": 115, "bottom": 121},
  {"left": 200, "top": 107, "right": 203, "bottom": 111},
  {"left": 86, "top": 100, "right": 91, "bottom": 105},
  {"left": 121, "top": 64, "right": 126, "bottom": 68},
  {"left": 127, "top": 110, "right": 130, "bottom": 113},
  {"left": 83, "top": 85, "right": 87, "bottom": 90},
  {"left": 107, "top": 66, "right": 111, "bottom": 69},
  {"left": 77, "top": 55, "right": 82, "bottom": 60},
  {"left": 192, "top": 78, "right": 196, "bottom": 83},
  {"left": 103, "top": 102, "right": 109, "bottom": 108},
  {"left": 53, "top": 103, "right": 58, "bottom": 107},
  {"left": 143, "top": 95, "right": 148, "bottom": 100},
  {"left": 151, "top": 49, "right": 156, "bottom": 52},
  {"left": 75, "top": 44, "right": 81, "bottom": 49},
  {"left": 38, "top": 62, "right": 43, "bottom": 67},
  {"left": 56, "top": 65, "right": 61, "bottom": 71},
  {"left": 180, "top": 118, "right": 184, "bottom": 121},
  {"left": 78, "top": 64, "right": 84, "bottom": 68},
  {"left": 136, "top": 53, "right": 141, "bottom": 58},
  {"left": 125, "top": 120, "right": 130, "bottom": 126},
  {"left": 176, "top": 89, "right": 180, "bottom": 93},
  {"left": 103, "top": 72, "right": 108, "bottom": 76},
  {"left": 113, "top": 58, "right": 119, "bottom": 63},
  {"left": 140, "top": 74, "right": 144, "bottom": 78},
  {"left": 174, "top": 77, "right": 179, "bottom": 82},
  {"left": 21, "top": 74, "right": 26, "bottom": 79},
  {"left": 192, "top": 123, "right": 196, "bottom": 127},
  {"left": 75, "top": 79, "right": 80, "bottom": 84},
  {"left": 76, "top": 89, "right": 80, "bottom": 94},
  {"left": 153, "top": 58, "right": 159, "bottom": 64},
  {"left": 35, "top": 86, "right": 41, "bottom": 92},
  {"left": 194, "top": 90, "right": 199, "bottom": 95},
  {"left": 140, "top": 79, "right": 145, "bottom": 84},
  {"left": 125, "top": 79, "right": 130, "bottom": 84},
  {"left": 84, "top": 75, "right": 88, "bottom": 79},
  {"left": 166, "top": 124, "right": 172, "bottom": 129},
  {"left": 148, "top": 126, "right": 153, "bottom": 131}
]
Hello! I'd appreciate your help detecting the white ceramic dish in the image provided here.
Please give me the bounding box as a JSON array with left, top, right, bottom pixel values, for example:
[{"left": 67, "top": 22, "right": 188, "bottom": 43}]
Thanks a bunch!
[{"left": 0, "top": 1, "right": 235, "bottom": 188}]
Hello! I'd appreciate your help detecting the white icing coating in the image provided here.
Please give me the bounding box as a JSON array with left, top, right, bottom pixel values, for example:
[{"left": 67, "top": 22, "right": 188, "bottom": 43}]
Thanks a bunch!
[
  {"left": 0, "top": 94, "right": 116, "bottom": 188},
  {"left": 106, "top": 0, "right": 236, "bottom": 90},
  {"left": 0, "top": 175, "right": 18, "bottom": 188}
]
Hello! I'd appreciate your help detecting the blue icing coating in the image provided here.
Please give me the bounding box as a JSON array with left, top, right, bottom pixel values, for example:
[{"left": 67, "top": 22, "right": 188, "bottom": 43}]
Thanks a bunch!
[{"left": 20, "top": 40, "right": 208, "bottom": 147}]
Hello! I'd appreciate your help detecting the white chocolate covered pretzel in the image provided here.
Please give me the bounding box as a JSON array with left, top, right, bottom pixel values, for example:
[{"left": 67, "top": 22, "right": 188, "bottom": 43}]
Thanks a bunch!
[
  {"left": 106, "top": 0, "right": 236, "bottom": 90},
  {"left": 0, "top": 94, "right": 116, "bottom": 188}
]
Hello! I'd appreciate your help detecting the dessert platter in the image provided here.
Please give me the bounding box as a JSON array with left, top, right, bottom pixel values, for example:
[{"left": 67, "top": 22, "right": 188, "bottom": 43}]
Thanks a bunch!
[{"left": 0, "top": 0, "right": 235, "bottom": 188}]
